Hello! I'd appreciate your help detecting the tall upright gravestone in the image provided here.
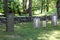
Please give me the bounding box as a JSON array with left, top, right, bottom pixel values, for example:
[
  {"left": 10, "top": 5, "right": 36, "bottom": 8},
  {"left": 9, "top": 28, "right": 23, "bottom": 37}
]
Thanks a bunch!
[
  {"left": 6, "top": 13, "right": 14, "bottom": 31},
  {"left": 33, "top": 17, "right": 40, "bottom": 28},
  {"left": 51, "top": 13, "right": 57, "bottom": 26}
]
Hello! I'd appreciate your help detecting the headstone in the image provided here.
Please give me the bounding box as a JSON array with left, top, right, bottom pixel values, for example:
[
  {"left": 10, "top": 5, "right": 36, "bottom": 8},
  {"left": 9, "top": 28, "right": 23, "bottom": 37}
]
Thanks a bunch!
[
  {"left": 33, "top": 17, "right": 40, "bottom": 28},
  {"left": 42, "top": 16, "right": 47, "bottom": 27},
  {"left": 42, "top": 20, "right": 46, "bottom": 27},
  {"left": 52, "top": 13, "right": 57, "bottom": 26},
  {"left": 6, "top": 13, "right": 14, "bottom": 31}
]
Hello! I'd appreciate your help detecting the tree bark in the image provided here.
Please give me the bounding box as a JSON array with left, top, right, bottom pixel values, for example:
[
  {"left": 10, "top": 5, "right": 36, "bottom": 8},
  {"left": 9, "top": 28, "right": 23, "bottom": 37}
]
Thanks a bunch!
[
  {"left": 41, "top": 0, "right": 43, "bottom": 13},
  {"left": 46, "top": 0, "right": 49, "bottom": 12},
  {"left": 29, "top": 0, "right": 32, "bottom": 16},
  {"left": 56, "top": 0, "right": 60, "bottom": 18},
  {"left": 23, "top": 0, "right": 27, "bottom": 13},
  {"left": 4, "top": 0, "right": 14, "bottom": 32}
]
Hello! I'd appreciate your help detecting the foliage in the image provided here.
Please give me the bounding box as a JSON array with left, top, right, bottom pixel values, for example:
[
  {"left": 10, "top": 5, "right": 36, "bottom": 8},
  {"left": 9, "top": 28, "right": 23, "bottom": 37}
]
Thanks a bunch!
[{"left": 0, "top": 0, "right": 57, "bottom": 16}]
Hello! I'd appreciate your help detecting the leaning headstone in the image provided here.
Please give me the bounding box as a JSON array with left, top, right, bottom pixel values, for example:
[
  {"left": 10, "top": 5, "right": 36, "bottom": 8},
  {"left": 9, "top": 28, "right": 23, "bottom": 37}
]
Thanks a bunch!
[
  {"left": 33, "top": 17, "right": 40, "bottom": 28},
  {"left": 51, "top": 13, "right": 57, "bottom": 26}
]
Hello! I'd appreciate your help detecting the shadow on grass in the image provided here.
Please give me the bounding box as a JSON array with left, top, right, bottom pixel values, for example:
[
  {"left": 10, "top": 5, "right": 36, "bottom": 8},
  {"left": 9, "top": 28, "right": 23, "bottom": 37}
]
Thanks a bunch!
[{"left": 0, "top": 22, "right": 60, "bottom": 40}]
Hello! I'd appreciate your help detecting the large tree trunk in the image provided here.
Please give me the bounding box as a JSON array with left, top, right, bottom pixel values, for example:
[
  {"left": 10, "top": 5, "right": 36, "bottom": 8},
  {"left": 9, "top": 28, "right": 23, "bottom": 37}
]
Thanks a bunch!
[
  {"left": 41, "top": 0, "right": 43, "bottom": 14},
  {"left": 4, "top": 0, "right": 14, "bottom": 32},
  {"left": 46, "top": 0, "right": 49, "bottom": 12},
  {"left": 23, "top": 0, "right": 27, "bottom": 13},
  {"left": 56, "top": 0, "right": 60, "bottom": 18},
  {"left": 29, "top": 0, "right": 32, "bottom": 16}
]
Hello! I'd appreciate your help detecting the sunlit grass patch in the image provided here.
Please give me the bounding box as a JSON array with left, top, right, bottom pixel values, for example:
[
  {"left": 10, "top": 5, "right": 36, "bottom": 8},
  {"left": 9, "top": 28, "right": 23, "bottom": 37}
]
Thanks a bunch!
[{"left": 0, "top": 20, "right": 60, "bottom": 40}]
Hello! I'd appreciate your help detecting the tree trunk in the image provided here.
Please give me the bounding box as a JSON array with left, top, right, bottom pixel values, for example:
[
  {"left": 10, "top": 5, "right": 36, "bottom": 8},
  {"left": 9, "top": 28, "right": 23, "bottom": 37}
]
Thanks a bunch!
[
  {"left": 23, "top": 0, "right": 27, "bottom": 13},
  {"left": 29, "top": 0, "right": 32, "bottom": 16},
  {"left": 56, "top": 0, "right": 60, "bottom": 18},
  {"left": 46, "top": 0, "right": 49, "bottom": 12},
  {"left": 4, "top": 0, "right": 14, "bottom": 32},
  {"left": 41, "top": 0, "right": 43, "bottom": 13}
]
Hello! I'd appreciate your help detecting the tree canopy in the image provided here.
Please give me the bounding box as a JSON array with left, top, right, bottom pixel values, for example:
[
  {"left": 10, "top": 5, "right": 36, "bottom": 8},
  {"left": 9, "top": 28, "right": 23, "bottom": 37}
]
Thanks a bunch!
[{"left": 0, "top": 0, "right": 57, "bottom": 16}]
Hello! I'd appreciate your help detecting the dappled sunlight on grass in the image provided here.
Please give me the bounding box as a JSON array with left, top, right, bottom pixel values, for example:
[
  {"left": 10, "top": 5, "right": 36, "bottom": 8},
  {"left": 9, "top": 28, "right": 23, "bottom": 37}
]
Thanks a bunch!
[
  {"left": 0, "top": 21, "right": 60, "bottom": 40},
  {"left": 47, "top": 21, "right": 51, "bottom": 24},
  {"left": 33, "top": 8, "right": 57, "bottom": 17},
  {"left": 37, "top": 30, "right": 60, "bottom": 40},
  {"left": 34, "top": 10, "right": 41, "bottom": 14},
  {"left": 14, "top": 21, "right": 60, "bottom": 40},
  {"left": 33, "top": 13, "right": 46, "bottom": 16},
  {"left": 48, "top": 30, "right": 60, "bottom": 40}
]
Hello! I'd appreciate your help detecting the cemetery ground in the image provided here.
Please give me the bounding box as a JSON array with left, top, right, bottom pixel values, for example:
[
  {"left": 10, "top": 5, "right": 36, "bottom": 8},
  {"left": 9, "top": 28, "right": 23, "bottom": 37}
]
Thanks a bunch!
[{"left": 0, "top": 20, "right": 60, "bottom": 40}]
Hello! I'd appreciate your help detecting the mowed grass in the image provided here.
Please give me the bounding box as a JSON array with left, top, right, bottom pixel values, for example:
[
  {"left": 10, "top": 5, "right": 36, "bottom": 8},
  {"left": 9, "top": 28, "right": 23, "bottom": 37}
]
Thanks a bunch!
[{"left": 0, "top": 21, "right": 60, "bottom": 40}]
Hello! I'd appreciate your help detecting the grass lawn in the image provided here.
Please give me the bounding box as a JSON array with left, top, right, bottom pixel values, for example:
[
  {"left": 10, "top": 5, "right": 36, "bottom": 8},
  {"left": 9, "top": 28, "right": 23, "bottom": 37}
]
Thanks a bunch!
[{"left": 0, "top": 21, "right": 60, "bottom": 40}]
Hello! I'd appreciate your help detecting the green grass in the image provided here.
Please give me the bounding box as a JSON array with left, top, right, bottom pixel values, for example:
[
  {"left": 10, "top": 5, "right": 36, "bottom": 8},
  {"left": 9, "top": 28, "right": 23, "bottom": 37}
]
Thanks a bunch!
[{"left": 0, "top": 21, "right": 60, "bottom": 40}]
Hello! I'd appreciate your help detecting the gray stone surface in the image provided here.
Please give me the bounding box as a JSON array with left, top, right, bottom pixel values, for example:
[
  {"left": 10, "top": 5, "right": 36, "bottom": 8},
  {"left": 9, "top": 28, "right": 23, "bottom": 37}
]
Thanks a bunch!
[
  {"left": 6, "top": 13, "right": 14, "bottom": 31},
  {"left": 33, "top": 17, "right": 40, "bottom": 28},
  {"left": 42, "top": 21, "right": 47, "bottom": 27},
  {"left": 51, "top": 14, "right": 57, "bottom": 26}
]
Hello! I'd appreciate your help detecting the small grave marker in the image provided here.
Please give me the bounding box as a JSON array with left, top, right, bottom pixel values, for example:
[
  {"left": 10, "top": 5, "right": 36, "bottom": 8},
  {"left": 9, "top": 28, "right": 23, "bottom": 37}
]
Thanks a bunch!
[
  {"left": 42, "top": 16, "right": 47, "bottom": 27},
  {"left": 42, "top": 20, "right": 46, "bottom": 27}
]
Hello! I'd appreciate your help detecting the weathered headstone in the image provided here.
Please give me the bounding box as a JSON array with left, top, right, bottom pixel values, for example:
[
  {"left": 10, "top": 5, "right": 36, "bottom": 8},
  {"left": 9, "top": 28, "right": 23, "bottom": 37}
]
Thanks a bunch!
[
  {"left": 6, "top": 13, "right": 14, "bottom": 31},
  {"left": 33, "top": 17, "right": 40, "bottom": 28},
  {"left": 42, "top": 20, "right": 47, "bottom": 27},
  {"left": 52, "top": 13, "right": 57, "bottom": 26},
  {"left": 42, "top": 16, "right": 47, "bottom": 27}
]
